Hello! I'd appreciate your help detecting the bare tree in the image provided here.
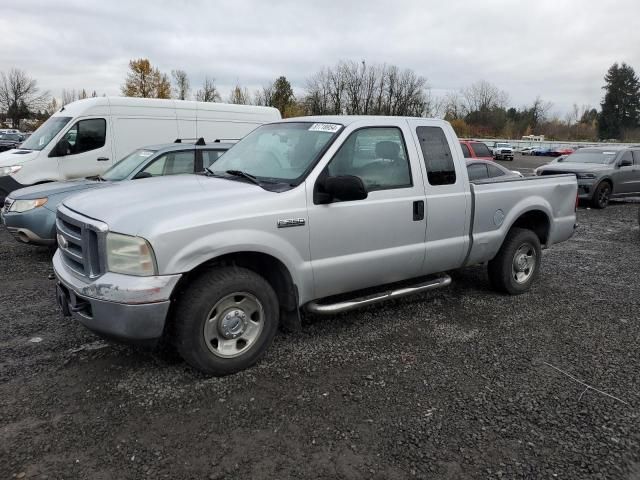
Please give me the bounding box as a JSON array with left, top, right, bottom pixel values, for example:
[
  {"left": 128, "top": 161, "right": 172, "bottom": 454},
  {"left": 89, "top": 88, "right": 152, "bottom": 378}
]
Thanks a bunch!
[
  {"left": 254, "top": 82, "right": 274, "bottom": 106},
  {"left": 61, "top": 89, "right": 77, "bottom": 106},
  {"left": 228, "top": 83, "right": 250, "bottom": 105},
  {"left": 172, "top": 69, "right": 190, "bottom": 100},
  {"left": 195, "top": 76, "right": 221, "bottom": 102},
  {"left": 461, "top": 80, "right": 509, "bottom": 115},
  {"left": 0, "top": 68, "right": 49, "bottom": 128},
  {"left": 303, "top": 61, "right": 431, "bottom": 117}
]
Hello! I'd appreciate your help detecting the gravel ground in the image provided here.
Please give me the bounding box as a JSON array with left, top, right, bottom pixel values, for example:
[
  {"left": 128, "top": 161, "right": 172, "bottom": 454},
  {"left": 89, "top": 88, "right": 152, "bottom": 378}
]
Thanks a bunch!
[{"left": 2, "top": 157, "right": 640, "bottom": 479}]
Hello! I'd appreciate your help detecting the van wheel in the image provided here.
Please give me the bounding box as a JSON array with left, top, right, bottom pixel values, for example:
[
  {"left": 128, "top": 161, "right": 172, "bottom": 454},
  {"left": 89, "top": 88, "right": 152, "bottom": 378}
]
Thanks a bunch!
[
  {"left": 591, "top": 182, "right": 611, "bottom": 209},
  {"left": 174, "top": 266, "right": 279, "bottom": 375},
  {"left": 488, "top": 228, "right": 541, "bottom": 295}
]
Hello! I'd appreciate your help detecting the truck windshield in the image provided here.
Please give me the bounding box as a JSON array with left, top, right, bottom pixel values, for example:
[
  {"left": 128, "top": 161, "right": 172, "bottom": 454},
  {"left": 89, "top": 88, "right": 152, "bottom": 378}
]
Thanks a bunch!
[
  {"left": 20, "top": 116, "right": 72, "bottom": 151},
  {"left": 565, "top": 151, "right": 618, "bottom": 164},
  {"left": 210, "top": 122, "right": 342, "bottom": 182},
  {"left": 102, "top": 149, "right": 158, "bottom": 181}
]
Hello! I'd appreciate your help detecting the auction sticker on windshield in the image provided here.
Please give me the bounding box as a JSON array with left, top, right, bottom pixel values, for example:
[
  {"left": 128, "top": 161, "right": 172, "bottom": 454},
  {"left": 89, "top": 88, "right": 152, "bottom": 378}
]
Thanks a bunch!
[{"left": 309, "top": 123, "right": 341, "bottom": 133}]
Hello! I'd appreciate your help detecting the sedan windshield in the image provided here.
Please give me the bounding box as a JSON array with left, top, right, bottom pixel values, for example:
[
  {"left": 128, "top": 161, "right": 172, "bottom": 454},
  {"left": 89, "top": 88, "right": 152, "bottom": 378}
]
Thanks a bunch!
[
  {"left": 564, "top": 150, "right": 618, "bottom": 164},
  {"left": 20, "top": 116, "right": 72, "bottom": 151},
  {"left": 210, "top": 122, "right": 342, "bottom": 183},
  {"left": 102, "top": 149, "right": 157, "bottom": 181}
]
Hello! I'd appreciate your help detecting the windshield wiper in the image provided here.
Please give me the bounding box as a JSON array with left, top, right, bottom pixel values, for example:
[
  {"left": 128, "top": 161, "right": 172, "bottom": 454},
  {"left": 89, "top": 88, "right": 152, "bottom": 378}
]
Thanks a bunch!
[{"left": 223, "top": 169, "right": 263, "bottom": 187}]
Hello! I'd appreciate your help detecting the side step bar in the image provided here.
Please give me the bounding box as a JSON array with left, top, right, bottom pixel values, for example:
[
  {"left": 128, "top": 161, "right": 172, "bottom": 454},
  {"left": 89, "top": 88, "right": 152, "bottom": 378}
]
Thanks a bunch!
[{"left": 305, "top": 274, "right": 452, "bottom": 315}]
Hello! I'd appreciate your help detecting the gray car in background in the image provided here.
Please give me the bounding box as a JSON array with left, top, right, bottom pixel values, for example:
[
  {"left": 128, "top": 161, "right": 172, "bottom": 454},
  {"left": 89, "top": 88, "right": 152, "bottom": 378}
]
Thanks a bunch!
[
  {"left": 536, "top": 146, "right": 640, "bottom": 208},
  {"left": 1, "top": 140, "right": 231, "bottom": 245}
]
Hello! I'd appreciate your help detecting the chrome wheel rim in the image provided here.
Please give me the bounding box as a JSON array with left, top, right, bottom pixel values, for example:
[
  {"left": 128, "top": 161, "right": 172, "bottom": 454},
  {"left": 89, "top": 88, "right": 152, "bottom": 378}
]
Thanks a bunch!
[
  {"left": 512, "top": 243, "right": 537, "bottom": 284},
  {"left": 203, "top": 292, "right": 264, "bottom": 358}
]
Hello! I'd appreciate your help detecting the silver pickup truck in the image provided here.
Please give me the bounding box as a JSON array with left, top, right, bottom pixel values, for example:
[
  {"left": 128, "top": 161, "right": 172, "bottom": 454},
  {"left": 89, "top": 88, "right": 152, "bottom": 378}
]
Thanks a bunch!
[{"left": 53, "top": 116, "right": 577, "bottom": 375}]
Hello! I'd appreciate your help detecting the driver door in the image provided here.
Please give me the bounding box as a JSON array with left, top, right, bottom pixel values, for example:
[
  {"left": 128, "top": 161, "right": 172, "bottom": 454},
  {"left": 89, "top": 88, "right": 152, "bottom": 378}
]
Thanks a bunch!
[
  {"left": 56, "top": 117, "right": 112, "bottom": 179},
  {"left": 306, "top": 124, "right": 427, "bottom": 300}
]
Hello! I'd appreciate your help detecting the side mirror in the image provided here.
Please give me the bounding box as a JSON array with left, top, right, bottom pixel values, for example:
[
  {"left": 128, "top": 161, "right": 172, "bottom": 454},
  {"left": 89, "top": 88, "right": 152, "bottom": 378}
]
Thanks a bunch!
[
  {"left": 53, "top": 139, "right": 70, "bottom": 157},
  {"left": 316, "top": 175, "right": 367, "bottom": 204},
  {"left": 133, "top": 171, "right": 153, "bottom": 180},
  {"left": 619, "top": 158, "right": 633, "bottom": 167}
]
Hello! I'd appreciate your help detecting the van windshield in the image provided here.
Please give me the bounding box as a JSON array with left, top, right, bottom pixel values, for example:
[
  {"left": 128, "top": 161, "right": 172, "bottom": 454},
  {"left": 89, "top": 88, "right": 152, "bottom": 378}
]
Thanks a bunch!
[
  {"left": 210, "top": 122, "right": 342, "bottom": 183},
  {"left": 20, "top": 116, "right": 72, "bottom": 151},
  {"left": 102, "top": 149, "right": 158, "bottom": 181}
]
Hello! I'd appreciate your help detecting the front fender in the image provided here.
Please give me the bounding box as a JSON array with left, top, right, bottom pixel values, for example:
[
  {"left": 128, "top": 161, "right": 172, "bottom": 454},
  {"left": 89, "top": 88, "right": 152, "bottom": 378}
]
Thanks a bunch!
[{"left": 156, "top": 228, "right": 314, "bottom": 304}]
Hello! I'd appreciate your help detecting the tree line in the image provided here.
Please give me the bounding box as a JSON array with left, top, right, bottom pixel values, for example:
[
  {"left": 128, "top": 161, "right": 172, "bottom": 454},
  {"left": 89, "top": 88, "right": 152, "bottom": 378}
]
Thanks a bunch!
[{"left": 2, "top": 59, "right": 639, "bottom": 141}]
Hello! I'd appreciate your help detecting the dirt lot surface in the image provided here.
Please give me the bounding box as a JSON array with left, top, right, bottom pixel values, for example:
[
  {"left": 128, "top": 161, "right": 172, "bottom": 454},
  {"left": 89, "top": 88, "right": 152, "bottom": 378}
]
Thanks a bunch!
[{"left": 2, "top": 155, "right": 640, "bottom": 479}]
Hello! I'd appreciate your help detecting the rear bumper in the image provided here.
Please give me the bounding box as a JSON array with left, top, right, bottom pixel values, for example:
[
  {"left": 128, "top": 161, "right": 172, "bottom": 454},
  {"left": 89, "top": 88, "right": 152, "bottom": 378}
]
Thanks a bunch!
[
  {"left": 53, "top": 251, "right": 182, "bottom": 343},
  {"left": 0, "top": 175, "right": 25, "bottom": 203}
]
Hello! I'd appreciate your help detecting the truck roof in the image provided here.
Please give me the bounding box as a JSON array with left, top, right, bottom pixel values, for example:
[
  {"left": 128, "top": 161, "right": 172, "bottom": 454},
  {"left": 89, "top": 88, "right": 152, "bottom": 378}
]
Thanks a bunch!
[{"left": 278, "top": 115, "right": 447, "bottom": 126}]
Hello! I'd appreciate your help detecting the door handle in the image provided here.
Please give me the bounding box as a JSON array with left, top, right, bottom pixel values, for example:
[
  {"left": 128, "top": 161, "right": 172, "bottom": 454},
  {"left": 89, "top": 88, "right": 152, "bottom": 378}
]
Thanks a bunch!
[
  {"left": 413, "top": 200, "right": 424, "bottom": 221},
  {"left": 97, "top": 157, "right": 109, "bottom": 162}
]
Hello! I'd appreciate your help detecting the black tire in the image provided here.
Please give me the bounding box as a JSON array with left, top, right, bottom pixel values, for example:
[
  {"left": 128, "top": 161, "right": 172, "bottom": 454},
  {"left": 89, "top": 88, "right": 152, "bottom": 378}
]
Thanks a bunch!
[
  {"left": 173, "top": 266, "right": 279, "bottom": 376},
  {"left": 591, "top": 182, "right": 611, "bottom": 209},
  {"left": 488, "top": 227, "right": 542, "bottom": 295}
]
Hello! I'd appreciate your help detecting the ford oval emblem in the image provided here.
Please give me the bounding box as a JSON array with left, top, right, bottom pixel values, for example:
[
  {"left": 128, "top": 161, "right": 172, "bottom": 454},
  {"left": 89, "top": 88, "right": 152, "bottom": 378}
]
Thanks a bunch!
[{"left": 57, "top": 233, "right": 68, "bottom": 249}]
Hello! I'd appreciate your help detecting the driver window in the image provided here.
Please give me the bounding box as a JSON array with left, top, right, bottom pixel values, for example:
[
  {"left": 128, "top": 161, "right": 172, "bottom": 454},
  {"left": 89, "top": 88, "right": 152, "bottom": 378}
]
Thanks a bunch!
[
  {"left": 326, "top": 127, "right": 411, "bottom": 191},
  {"left": 141, "top": 154, "right": 168, "bottom": 176},
  {"left": 141, "top": 151, "right": 195, "bottom": 176},
  {"left": 620, "top": 151, "right": 633, "bottom": 165},
  {"left": 62, "top": 119, "right": 106, "bottom": 155}
]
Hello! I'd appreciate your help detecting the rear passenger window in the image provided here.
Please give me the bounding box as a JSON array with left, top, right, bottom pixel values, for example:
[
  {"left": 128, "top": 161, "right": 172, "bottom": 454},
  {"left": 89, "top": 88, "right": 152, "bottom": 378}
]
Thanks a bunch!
[
  {"left": 487, "top": 164, "right": 505, "bottom": 177},
  {"left": 460, "top": 143, "right": 471, "bottom": 158},
  {"left": 471, "top": 142, "right": 492, "bottom": 157},
  {"left": 202, "top": 150, "right": 224, "bottom": 169},
  {"left": 326, "top": 127, "right": 411, "bottom": 191},
  {"left": 416, "top": 126, "right": 456, "bottom": 185},
  {"left": 467, "top": 163, "right": 488, "bottom": 181}
]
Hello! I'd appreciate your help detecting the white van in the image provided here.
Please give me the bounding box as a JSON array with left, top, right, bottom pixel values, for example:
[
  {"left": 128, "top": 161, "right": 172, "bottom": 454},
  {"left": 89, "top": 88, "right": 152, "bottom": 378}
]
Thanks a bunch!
[{"left": 0, "top": 97, "right": 281, "bottom": 201}]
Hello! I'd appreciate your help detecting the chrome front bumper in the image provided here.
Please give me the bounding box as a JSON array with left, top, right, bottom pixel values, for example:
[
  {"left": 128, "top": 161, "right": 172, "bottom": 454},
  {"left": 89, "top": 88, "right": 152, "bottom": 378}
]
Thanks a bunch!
[{"left": 53, "top": 250, "right": 182, "bottom": 342}]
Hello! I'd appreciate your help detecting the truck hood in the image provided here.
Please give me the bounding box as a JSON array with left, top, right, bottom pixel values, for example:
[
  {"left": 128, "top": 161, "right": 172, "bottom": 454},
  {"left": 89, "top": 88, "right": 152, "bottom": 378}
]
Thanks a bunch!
[
  {"left": 0, "top": 149, "right": 39, "bottom": 167},
  {"left": 63, "top": 174, "right": 274, "bottom": 236},
  {"left": 9, "top": 178, "right": 105, "bottom": 200},
  {"left": 539, "top": 162, "right": 610, "bottom": 173}
]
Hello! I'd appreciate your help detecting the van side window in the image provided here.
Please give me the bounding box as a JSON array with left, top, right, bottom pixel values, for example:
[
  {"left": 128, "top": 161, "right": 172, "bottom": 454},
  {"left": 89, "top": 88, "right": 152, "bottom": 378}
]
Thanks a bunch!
[
  {"left": 64, "top": 119, "right": 106, "bottom": 155},
  {"left": 416, "top": 126, "right": 456, "bottom": 186},
  {"left": 326, "top": 127, "right": 411, "bottom": 191}
]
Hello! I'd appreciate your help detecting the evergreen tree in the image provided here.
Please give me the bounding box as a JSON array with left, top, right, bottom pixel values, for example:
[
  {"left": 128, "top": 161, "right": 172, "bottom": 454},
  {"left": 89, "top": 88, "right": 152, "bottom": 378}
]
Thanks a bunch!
[{"left": 598, "top": 62, "right": 640, "bottom": 139}]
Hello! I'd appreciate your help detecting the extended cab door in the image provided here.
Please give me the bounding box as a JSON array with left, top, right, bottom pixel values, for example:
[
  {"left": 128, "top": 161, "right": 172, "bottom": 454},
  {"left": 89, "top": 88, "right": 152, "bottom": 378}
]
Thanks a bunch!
[
  {"left": 53, "top": 117, "right": 112, "bottom": 179},
  {"left": 306, "top": 121, "right": 427, "bottom": 299},
  {"left": 407, "top": 120, "right": 471, "bottom": 274},
  {"left": 614, "top": 150, "right": 640, "bottom": 194}
]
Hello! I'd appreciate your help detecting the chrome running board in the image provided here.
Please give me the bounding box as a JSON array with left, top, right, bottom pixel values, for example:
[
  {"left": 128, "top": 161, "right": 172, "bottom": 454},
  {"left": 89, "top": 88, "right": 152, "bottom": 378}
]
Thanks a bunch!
[{"left": 305, "top": 274, "right": 452, "bottom": 315}]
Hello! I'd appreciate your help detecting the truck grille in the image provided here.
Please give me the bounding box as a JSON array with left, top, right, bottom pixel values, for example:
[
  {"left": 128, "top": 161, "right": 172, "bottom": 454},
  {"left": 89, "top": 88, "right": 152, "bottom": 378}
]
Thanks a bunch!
[
  {"left": 56, "top": 205, "right": 107, "bottom": 279},
  {"left": 501, "top": 149, "right": 511, "bottom": 154}
]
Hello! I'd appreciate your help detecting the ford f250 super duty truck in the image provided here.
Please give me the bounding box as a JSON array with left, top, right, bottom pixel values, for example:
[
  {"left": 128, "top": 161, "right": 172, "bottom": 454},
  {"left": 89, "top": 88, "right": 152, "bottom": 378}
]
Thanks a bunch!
[{"left": 53, "top": 116, "right": 577, "bottom": 375}]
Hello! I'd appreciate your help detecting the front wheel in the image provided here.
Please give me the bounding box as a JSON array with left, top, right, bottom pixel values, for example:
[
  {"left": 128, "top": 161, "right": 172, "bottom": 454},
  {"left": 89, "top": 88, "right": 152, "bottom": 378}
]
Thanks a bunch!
[
  {"left": 488, "top": 228, "right": 542, "bottom": 294},
  {"left": 173, "top": 266, "right": 279, "bottom": 375},
  {"left": 591, "top": 182, "right": 611, "bottom": 209}
]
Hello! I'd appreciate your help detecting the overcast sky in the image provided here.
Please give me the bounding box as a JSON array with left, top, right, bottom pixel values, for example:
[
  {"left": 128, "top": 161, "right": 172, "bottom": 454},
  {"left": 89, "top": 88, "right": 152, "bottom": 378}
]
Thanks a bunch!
[{"left": 2, "top": 0, "right": 639, "bottom": 116}]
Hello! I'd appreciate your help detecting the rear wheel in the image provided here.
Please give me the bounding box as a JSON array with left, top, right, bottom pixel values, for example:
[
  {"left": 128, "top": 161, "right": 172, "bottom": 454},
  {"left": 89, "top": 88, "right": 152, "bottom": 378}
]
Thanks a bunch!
[
  {"left": 591, "top": 182, "right": 611, "bottom": 209},
  {"left": 488, "top": 228, "right": 542, "bottom": 294},
  {"left": 174, "top": 266, "right": 279, "bottom": 375}
]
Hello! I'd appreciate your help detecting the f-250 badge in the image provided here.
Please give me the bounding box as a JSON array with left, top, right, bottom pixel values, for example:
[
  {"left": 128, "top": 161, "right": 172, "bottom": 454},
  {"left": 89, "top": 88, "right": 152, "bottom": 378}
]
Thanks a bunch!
[{"left": 277, "top": 218, "right": 306, "bottom": 228}]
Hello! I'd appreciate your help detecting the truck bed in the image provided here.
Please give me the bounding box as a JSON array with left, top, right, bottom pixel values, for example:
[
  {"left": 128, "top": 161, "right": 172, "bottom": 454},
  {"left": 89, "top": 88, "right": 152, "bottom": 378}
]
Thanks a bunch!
[{"left": 465, "top": 174, "right": 577, "bottom": 266}]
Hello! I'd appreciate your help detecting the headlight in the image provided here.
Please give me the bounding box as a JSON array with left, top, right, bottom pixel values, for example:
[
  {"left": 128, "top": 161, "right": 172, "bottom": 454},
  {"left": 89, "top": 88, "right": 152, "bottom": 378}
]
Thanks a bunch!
[
  {"left": 576, "top": 173, "right": 596, "bottom": 179},
  {"left": 0, "top": 165, "right": 22, "bottom": 177},
  {"left": 9, "top": 197, "right": 48, "bottom": 213},
  {"left": 106, "top": 232, "right": 158, "bottom": 276}
]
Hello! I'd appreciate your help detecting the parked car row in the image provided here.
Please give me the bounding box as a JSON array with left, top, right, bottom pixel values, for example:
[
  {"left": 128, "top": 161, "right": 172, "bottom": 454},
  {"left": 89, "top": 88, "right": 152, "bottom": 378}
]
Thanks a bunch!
[
  {"left": 0, "top": 101, "right": 582, "bottom": 376},
  {"left": 0, "top": 132, "right": 29, "bottom": 152}
]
